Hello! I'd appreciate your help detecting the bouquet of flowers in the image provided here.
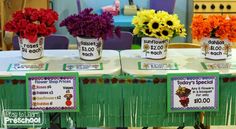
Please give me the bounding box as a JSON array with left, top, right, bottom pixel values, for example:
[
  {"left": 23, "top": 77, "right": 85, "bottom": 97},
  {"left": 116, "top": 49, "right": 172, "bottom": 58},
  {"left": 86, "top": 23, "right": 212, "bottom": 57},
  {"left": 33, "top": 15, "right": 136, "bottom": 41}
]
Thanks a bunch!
[
  {"left": 5, "top": 8, "right": 58, "bottom": 43},
  {"left": 132, "top": 10, "right": 186, "bottom": 40},
  {"left": 191, "top": 15, "right": 236, "bottom": 42},
  {"left": 60, "top": 8, "right": 120, "bottom": 40},
  {"left": 176, "top": 86, "right": 191, "bottom": 107}
]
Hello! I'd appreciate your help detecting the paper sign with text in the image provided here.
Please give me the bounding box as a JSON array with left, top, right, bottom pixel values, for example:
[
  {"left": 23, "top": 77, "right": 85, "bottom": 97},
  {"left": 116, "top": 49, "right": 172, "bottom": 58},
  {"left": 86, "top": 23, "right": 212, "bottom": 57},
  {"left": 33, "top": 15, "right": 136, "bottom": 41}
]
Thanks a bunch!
[
  {"left": 138, "top": 62, "right": 178, "bottom": 70},
  {"left": 201, "top": 62, "right": 236, "bottom": 70},
  {"left": 26, "top": 72, "right": 79, "bottom": 112},
  {"left": 167, "top": 72, "right": 219, "bottom": 112},
  {"left": 141, "top": 37, "right": 168, "bottom": 59},
  {"left": 63, "top": 63, "right": 103, "bottom": 71},
  {"left": 8, "top": 63, "right": 48, "bottom": 71}
]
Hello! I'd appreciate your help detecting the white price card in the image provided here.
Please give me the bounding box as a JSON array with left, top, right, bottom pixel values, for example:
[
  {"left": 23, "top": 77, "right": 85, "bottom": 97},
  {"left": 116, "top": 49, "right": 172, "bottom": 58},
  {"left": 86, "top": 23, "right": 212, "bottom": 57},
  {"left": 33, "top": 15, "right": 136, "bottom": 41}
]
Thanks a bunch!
[
  {"left": 8, "top": 63, "right": 48, "bottom": 71},
  {"left": 64, "top": 63, "right": 103, "bottom": 71},
  {"left": 138, "top": 62, "right": 178, "bottom": 70}
]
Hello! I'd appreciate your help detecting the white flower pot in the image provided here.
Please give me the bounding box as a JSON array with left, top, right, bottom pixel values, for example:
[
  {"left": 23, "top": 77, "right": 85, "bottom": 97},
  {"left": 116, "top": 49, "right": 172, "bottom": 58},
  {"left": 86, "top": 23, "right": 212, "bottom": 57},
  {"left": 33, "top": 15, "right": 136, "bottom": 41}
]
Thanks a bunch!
[
  {"left": 18, "top": 37, "right": 45, "bottom": 60},
  {"left": 201, "top": 38, "right": 232, "bottom": 60},
  {"left": 141, "top": 37, "right": 168, "bottom": 59},
  {"left": 76, "top": 37, "right": 103, "bottom": 61}
]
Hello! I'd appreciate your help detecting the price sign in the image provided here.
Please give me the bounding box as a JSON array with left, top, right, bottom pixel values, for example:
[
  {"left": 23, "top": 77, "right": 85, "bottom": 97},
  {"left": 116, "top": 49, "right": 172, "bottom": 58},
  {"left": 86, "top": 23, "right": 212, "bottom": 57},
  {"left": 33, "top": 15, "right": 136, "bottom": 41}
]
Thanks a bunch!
[
  {"left": 167, "top": 72, "right": 219, "bottom": 112},
  {"left": 194, "top": 98, "right": 210, "bottom": 104},
  {"left": 138, "top": 62, "right": 178, "bottom": 70},
  {"left": 63, "top": 63, "right": 103, "bottom": 71},
  {"left": 201, "top": 62, "right": 236, "bottom": 70},
  {"left": 26, "top": 72, "right": 79, "bottom": 112},
  {"left": 141, "top": 37, "right": 168, "bottom": 59},
  {"left": 8, "top": 63, "right": 48, "bottom": 71}
]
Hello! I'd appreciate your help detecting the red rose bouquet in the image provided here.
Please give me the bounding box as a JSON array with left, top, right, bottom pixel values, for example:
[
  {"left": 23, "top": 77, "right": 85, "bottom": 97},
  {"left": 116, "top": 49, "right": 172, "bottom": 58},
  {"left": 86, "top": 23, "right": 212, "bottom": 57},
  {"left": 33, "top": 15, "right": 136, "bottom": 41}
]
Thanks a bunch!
[{"left": 5, "top": 8, "right": 58, "bottom": 43}]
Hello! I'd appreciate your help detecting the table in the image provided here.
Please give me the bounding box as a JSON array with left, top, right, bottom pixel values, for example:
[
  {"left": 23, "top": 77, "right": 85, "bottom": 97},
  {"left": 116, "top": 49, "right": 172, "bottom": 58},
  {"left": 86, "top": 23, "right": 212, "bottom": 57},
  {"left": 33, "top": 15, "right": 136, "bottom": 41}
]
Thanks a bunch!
[
  {"left": 120, "top": 49, "right": 236, "bottom": 127},
  {"left": 0, "top": 50, "right": 121, "bottom": 76},
  {"left": 0, "top": 50, "right": 122, "bottom": 128},
  {"left": 1, "top": 49, "right": 236, "bottom": 128},
  {"left": 120, "top": 49, "right": 236, "bottom": 75}
]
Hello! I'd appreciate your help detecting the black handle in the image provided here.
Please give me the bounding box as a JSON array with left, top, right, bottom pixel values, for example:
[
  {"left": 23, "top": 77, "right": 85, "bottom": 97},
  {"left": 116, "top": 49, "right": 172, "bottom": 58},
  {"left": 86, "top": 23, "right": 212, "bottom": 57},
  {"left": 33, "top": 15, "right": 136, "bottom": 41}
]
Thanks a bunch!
[
  {"left": 195, "top": 4, "right": 199, "bottom": 9},
  {"left": 220, "top": 4, "right": 224, "bottom": 9},
  {"left": 202, "top": 4, "right": 206, "bottom": 10},
  {"left": 227, "top": 5, "right": 231, "bottom": 10},
  {"left": 129, "top": 0, "right": 134, "bottom": 5},
  {"left": 211, "top": 4, "right": 215, "bottom": 9}
]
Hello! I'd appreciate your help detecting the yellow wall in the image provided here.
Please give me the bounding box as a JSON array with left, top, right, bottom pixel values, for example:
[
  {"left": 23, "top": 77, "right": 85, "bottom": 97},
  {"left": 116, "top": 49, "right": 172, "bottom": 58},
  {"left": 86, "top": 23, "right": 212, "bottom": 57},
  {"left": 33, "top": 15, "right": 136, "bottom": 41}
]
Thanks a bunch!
[{"left": 0, "top": 0, "right": 49, "bottom": 50}]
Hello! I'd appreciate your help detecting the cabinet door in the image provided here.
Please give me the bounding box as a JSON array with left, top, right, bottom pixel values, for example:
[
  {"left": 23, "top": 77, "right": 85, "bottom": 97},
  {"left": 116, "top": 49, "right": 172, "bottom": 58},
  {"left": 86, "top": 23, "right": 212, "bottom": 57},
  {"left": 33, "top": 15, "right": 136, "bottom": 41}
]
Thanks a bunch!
[
  {"left": 25, "top": 0, "right": 49, "bottom": 9},
  {"left": 1, "top": 0, "right": 49, "bottom": 50}
]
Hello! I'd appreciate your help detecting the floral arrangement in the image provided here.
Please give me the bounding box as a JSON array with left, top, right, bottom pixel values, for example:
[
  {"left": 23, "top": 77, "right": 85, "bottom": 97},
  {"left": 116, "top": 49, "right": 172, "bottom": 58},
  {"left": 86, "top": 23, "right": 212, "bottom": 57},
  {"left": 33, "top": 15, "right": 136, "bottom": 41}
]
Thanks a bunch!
[
  {"left": 191, "top": 15, "right": 236, "bottom": 42},
  {"left": 5, "top": 8, "right": 58, "bottom": 43},
  {"left": 176, "top": 86, "right": 191, "bottom": 107},
  {"left": 60, "top": 8, "right": 120, "bottom": 40},
  {"left": 132, "top": 10, "right": 186, "bottom": 40}
]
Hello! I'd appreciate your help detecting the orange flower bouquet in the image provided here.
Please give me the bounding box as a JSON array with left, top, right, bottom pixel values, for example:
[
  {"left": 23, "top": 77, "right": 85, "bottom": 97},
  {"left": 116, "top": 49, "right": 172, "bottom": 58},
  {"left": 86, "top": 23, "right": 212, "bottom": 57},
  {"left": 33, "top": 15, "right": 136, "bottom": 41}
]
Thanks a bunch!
[{"left": 191, "top": 15, "right": 236, "bottom": 60}]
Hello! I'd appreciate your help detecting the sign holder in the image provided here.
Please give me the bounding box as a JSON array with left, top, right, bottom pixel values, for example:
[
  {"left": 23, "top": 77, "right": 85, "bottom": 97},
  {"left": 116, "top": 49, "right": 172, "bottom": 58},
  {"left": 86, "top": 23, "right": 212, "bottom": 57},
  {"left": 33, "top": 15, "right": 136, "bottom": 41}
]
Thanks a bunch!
[
  {"left": 26, "top": 72, "right": 79, "bottom": 112},
  {"left": 167, "top": 72, "right": 219, "bottom": 112}
]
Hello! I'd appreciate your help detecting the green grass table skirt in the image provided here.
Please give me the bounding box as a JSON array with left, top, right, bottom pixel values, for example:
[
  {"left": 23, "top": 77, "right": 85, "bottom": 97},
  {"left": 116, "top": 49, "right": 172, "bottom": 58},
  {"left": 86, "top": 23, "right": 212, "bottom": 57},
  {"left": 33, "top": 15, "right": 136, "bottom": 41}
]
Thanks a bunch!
[
  {"left": 0, "top": 76, "right": 50, "bottom": 128},
  {"left": 61, "top": 77, "right": 123, "bottom": 128},
  {"left": 122, "top": 76, "right": 196, "bottom": 127},
  {"left": 1, "top": 75, "right": 236, "bottom": 128},
  {"left": 204, "top": 75, "right": 236, "bottom": 126}
]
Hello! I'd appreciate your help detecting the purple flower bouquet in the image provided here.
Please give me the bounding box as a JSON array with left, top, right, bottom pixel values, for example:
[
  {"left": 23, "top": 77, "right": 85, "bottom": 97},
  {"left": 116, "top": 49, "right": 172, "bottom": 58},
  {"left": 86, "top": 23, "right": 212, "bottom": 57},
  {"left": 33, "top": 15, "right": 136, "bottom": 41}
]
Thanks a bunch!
[
  {"left": 60, "top": 8, "right": 120, "bottom": 61},
  {"left": 60, "top": 8, "right": 120, "bottom": 40}
]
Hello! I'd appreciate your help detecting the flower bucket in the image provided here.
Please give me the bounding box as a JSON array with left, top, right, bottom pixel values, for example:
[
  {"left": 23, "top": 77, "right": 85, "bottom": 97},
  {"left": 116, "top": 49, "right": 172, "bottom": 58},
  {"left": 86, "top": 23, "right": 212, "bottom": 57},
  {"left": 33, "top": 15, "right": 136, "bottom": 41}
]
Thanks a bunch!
[
  {"left": 18, "top": 37, "right": 45, "bottom": 60},
  {"left": 141, "top": 37, "right": 168, "bottom": 59},
  {"left": 76, "top": 37, "right": 103, "bottom": 61},
  {"left": 201, "top": 38, "right": 232, "bottom": 60}
]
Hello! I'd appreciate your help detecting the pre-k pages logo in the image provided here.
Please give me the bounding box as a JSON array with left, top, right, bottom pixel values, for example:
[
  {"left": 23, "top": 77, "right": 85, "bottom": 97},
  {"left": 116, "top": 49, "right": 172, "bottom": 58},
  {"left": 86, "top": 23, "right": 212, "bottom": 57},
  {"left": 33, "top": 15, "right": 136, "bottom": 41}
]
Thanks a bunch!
[{"left": 1, "top": 109, "right": 44, "bottom": 126}]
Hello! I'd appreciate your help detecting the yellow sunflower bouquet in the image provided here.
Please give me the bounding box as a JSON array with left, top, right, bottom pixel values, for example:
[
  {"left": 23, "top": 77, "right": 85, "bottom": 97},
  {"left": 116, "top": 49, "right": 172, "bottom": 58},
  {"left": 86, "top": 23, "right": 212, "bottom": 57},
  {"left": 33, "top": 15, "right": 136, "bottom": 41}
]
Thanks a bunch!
[{"left": 132, "top": 10, "right": 186, "bottom": 40}]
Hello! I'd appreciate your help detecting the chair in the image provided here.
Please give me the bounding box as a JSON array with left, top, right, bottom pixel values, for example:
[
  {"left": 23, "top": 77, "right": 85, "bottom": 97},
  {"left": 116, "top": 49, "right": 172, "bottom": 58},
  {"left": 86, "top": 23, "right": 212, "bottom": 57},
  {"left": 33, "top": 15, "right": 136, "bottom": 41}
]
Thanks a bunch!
[
  {"left": 76, "top": 0, "right": 81, "bottom": 12},
  {"left": 12, "top": 34, "right": 69, "bottom": 50},
  {"left": 103, "top": 31, "right": 133, "bottom": 50},
  {"left": 168, "top": 43, "right": 201, "bottom": 48},
  {"left": 150, "top": 0, "right": 176, "bottom": 14}
]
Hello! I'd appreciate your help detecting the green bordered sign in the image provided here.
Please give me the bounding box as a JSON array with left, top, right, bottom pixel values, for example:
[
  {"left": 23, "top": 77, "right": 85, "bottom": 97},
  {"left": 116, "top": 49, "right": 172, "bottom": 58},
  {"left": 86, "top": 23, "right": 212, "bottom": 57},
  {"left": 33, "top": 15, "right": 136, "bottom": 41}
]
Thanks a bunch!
[
  {"left": 167, "top": 72, "right": 219, "bottom": 112},
  {"left": 63, "top": 63, "right": 103, "bottom": 71},
  {"left": 26, "top": 72, "right": 79, "bottom": 112},
  {"left": 201, "top": 62, "right": 236, "bottom": 70},
  {"left": 138, "top": 62, "right": 178, "bottom": 70},
  {"left": 7, "top": 63, "right": 48, "bottom": 71}
]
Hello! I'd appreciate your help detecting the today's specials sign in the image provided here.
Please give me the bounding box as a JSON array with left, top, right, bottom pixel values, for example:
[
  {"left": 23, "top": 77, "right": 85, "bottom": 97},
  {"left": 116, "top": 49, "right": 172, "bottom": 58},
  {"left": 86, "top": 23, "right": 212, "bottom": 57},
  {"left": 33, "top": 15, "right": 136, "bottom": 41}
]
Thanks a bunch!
[
  {"left": 26, "top": 72, "right": 79, "bottom": 112},
  {"left": 167, "top": 72, "right": 219, "bottom": 112}
]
